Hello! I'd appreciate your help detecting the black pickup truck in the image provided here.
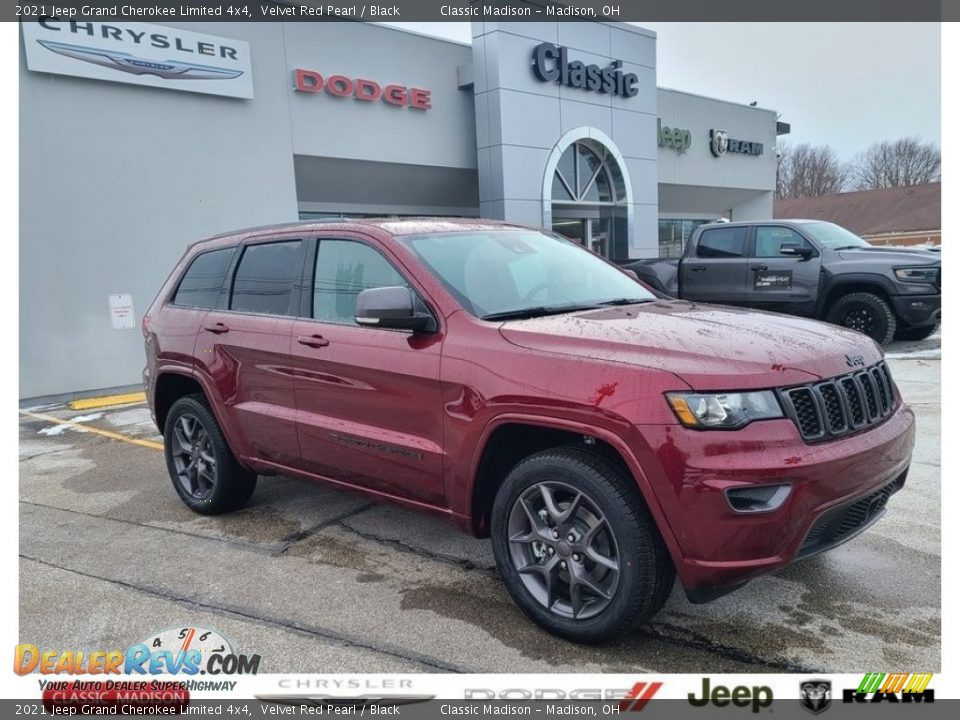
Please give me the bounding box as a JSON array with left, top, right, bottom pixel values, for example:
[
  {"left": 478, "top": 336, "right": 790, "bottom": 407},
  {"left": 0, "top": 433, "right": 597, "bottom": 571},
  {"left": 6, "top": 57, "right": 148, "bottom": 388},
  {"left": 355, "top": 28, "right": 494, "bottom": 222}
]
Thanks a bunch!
[{"left": 623, "top": 220, "right": 941, "bottom": 345}]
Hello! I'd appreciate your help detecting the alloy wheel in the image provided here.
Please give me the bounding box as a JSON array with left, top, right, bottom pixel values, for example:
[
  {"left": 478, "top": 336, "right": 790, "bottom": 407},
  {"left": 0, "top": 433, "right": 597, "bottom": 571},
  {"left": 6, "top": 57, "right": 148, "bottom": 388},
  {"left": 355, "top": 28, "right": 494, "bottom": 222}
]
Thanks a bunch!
[
  {"left": 843, "top": 307, "right": 876, "bottom": 335},
  {"left": 170, "top": 413, "right": 217, "bottom": 500},
  {"left": 507, "top": 481, "right": 621, "bottom": 620}
]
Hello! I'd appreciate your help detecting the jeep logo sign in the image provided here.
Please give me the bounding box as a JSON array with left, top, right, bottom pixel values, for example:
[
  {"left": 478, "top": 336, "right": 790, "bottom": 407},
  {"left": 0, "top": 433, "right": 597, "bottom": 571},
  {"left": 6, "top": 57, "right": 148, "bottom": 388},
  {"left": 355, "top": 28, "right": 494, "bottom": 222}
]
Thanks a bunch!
[{"left": 658, "top": 118, "right": 691, "bottom": 154}]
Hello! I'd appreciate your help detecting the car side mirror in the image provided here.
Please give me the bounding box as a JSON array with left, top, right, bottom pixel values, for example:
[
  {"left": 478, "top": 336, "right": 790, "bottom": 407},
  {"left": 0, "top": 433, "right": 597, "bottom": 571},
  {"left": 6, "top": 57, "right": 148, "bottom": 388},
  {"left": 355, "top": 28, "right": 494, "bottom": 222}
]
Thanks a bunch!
[
  {"left": 780, "top": 243, "right": 815, "bottom": 260},
  {"left": 355, "top": 287, "right": 435, "bottom": 332},
  {"left": 622, "top": 268, "right": 640, "bottom": 281}
]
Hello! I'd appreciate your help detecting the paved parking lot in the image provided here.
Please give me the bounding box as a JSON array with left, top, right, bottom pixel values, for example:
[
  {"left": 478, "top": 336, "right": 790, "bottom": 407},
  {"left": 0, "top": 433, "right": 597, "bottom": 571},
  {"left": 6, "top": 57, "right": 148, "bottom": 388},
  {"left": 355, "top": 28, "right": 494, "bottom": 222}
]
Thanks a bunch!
[{"left": 19, "top": 335, "right": 940, "bottom": 674}]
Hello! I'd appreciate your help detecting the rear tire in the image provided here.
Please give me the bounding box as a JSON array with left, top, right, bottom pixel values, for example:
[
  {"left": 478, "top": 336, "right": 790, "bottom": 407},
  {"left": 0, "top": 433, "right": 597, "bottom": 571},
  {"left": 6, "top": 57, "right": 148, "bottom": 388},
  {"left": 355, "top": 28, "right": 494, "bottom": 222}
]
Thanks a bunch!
[
  {"left": 163, "top": 395, "right": 256, "bottom": 515},
  {"left": 491, "top": 447, "right": 674, "bottom": 643},
  {"left": 825, "top": 292, "right": 897, "bottom": 346},
  {"left": 894, "top": 324, "right": 938, "bottom": 342}
]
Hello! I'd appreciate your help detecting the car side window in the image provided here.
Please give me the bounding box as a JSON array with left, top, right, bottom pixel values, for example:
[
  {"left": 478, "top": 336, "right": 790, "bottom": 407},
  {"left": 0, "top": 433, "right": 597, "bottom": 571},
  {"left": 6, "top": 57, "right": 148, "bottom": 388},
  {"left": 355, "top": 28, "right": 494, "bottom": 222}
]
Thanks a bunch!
[
  {"left": 754, "top": 227, "right": 811, "bottom": 257},
  {"left": 696, "top": 227, "right": 747, "bottom": 258},
  {"left": 313, "top": 239, "right": 409, "bottom": 325},
  {"left": 171, "top": 248, "right": 235, "bottom": 309},
  {"left": 229, "top": 240, "right": 302, "bottom": 315}
]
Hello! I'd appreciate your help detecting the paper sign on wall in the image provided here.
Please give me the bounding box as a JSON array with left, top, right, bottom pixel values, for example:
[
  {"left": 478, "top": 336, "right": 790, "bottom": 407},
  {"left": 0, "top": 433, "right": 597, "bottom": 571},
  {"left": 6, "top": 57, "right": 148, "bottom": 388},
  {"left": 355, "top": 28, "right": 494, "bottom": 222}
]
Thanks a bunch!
[{"left": 108, "top": 294, "right": 135, "bottom": 331}]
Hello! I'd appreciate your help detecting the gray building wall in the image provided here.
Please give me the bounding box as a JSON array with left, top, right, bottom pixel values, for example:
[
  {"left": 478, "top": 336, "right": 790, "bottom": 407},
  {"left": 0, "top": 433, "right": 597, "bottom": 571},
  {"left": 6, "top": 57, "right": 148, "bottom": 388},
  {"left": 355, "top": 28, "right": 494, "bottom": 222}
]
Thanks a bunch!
[
  {"left": 20, "top": 22, "right": 299, "bottom": 400},
  {"left": 472, "top": 22, "right": 659, "bottom": 258},
  {"left": 657, "top": 88, "right": 777, "bottom": 220},
  {"left": 20, "top": 21, "right": 781, "bottom": 399}
]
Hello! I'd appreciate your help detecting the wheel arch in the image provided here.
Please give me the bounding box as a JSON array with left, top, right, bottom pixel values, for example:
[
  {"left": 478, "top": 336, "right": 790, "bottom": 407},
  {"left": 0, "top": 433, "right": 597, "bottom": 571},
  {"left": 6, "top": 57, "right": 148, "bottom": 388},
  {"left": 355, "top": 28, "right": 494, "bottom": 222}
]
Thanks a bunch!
[
  {"left": 818, "top": 273, "right": 897, "bottom": 319},
  {"left": 467, "top": 415, "right": 684, "bottom": 568}
]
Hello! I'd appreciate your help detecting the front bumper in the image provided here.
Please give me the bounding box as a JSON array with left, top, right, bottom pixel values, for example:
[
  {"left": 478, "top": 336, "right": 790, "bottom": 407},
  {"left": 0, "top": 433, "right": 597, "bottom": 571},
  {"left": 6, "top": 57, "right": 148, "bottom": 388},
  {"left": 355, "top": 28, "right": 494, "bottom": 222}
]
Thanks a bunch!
[
  {"left": 635, "top": 402, "right": 915, "bottom": 598},
  {"left": 891, "top": 293, "right": 941, "bottom": 327}
]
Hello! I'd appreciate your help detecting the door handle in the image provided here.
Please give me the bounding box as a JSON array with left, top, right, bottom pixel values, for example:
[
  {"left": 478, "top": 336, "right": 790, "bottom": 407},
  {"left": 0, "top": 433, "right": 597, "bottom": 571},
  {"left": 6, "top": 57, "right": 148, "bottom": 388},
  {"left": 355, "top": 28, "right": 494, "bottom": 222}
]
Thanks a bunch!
[
  {"left": 297, "top": 334, "right": 330, "bottom": 348},
  {"left": 203, "top": 322, "right": 229, "bottom": 334},
  {"left": 689, "top": 266, "right": 707, "bottom": 273},
  {"left": 751, "top": 265, "right": 768, "bottom": 272}
]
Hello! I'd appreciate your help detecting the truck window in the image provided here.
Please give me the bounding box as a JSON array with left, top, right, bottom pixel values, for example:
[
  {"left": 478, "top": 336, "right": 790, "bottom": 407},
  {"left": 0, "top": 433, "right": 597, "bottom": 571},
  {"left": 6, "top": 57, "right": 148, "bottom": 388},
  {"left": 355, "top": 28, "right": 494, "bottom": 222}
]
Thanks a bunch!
[
  {"left": 754, "top": 227, "right": 811, "bottom": 257},
  {"left": 230, "top": 241, "right": 302, "bottom": 316},
  {"left": 312, "top": 239, "right": 409, "bottom": 325},
  {"left": 171, "top": 248, "right": 235, "bottom": 309},
  {"left": 696, "top": 227, "right": 747, "bottom": 258}
]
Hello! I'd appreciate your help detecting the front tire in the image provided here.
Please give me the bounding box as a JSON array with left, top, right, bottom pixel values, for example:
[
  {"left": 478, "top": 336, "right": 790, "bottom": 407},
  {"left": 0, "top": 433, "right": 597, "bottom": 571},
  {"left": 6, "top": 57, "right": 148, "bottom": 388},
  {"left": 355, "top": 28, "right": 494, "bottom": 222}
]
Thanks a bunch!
[
  {"left": 825, "top": 292, "right": 897, "bottom": 346},
  {"left": 163, "top": 395, "right": 257, "bottom": 515},
  {"left": 491, "top": 448, "right": 674, "bottom": 643}
]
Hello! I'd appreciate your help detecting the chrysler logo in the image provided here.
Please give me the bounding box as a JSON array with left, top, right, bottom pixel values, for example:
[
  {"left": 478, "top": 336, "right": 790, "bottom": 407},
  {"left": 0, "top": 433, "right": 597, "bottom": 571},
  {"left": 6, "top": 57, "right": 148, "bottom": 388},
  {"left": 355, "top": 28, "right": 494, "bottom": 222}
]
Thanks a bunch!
[{"left": 37, "top": 40, "right": 244, "bottom": 80}]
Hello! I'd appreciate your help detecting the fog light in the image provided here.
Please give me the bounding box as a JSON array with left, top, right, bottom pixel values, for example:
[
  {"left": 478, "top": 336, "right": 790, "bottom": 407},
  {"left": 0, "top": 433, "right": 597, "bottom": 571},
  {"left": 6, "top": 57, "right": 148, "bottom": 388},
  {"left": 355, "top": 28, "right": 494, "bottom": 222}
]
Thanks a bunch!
[{"left": 725, "top": 484, "right": 792, "bottom": 513}]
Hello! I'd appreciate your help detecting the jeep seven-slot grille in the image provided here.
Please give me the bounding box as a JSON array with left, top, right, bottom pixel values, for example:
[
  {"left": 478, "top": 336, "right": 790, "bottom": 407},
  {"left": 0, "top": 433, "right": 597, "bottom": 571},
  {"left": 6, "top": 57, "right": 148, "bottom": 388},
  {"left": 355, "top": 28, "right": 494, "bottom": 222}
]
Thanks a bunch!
[{"left": 780, "top": 361, "right": 898, "bottom": 442}]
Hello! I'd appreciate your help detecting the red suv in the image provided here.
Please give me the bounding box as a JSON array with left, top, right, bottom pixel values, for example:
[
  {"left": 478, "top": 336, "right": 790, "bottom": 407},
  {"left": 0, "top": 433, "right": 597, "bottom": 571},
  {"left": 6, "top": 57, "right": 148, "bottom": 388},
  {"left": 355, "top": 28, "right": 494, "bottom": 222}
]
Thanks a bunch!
[{"left": 144, "top": 219, "right": 915, "bottom": 642}]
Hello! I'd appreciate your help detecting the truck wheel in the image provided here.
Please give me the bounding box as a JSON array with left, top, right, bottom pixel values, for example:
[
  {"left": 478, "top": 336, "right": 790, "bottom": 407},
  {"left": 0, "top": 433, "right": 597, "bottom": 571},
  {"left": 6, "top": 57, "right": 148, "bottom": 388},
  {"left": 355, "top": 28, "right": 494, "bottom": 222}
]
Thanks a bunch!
[
  {"left": 163, "top": 395, "right": 257, "bottom": 515},
  {"left": 894, "top": 324, "right": 938, "bottom": 342},
  {"left": 491, "top": 448, "right": 674, "bottom": 643},
  {"left": 826, "top": 292, "right": 897, "bottom": 346}
]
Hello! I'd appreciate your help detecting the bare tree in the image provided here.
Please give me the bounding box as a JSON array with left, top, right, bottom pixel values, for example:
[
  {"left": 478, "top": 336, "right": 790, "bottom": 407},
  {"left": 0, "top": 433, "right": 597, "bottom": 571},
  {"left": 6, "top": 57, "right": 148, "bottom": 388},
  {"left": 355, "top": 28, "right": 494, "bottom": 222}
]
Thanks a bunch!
[
  {"left": 850, "top": 137, "right": 941, "bottom": 190},
  {"left": 776, "top": 142, "right": 848, "bottom": 199}
]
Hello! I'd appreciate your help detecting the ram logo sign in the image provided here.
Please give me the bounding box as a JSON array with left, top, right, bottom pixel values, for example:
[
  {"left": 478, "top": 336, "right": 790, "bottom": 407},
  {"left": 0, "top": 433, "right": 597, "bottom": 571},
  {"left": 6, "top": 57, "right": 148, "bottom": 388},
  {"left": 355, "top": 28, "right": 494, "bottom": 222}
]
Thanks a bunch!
[{"left": 22, "top": 20, "right": 253, "bottom": 98}]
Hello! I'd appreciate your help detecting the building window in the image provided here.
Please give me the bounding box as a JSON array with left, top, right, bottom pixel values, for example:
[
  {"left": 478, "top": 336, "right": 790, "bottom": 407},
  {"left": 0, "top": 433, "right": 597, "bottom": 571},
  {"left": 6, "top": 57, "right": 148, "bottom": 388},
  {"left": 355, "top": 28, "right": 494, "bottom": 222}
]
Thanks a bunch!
[
  {"left": 658, "top": 219, "right": 711, "bottom": 257},
  {"left": 550, "top": 140, "right": 629, "bottom": 261}
]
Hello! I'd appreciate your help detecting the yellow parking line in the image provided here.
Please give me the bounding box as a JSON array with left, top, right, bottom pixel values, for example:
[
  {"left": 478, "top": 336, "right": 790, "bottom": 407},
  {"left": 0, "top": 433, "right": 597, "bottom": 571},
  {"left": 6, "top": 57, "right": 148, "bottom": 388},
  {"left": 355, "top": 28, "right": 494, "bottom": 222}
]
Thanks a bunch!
[
  {"left": 20, "top": 410, "right": 163, "bottom": 451},
  {"left": 68, "top": 392, "right": 146, "bottom": 411}
]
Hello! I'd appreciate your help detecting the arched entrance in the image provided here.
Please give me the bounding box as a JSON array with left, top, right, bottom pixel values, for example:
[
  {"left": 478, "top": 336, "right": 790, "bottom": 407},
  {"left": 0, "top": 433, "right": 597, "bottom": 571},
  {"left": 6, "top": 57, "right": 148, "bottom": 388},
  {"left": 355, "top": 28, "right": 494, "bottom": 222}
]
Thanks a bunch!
[{"left": 542, "top": 128, "right": 632, "bottom": 260}]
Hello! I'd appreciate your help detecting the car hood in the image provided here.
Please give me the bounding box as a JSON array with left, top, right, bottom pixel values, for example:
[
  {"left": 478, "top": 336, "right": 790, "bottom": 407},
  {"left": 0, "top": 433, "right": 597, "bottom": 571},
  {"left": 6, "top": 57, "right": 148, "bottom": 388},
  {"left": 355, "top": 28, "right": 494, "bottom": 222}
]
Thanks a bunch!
[
  {"left": 499, "top": 300, "right": 883, "bottom": 391},
  {"left": 836, "top": 246, "right": 940, "bottom": 265}
]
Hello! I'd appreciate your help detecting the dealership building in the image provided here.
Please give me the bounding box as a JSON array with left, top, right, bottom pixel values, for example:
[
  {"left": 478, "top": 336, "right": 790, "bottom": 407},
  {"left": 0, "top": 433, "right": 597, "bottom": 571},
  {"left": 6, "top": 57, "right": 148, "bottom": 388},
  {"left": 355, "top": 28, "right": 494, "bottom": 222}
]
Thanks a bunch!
[{"left": 20, "top": 19, "right": 786, "bottom": 399}]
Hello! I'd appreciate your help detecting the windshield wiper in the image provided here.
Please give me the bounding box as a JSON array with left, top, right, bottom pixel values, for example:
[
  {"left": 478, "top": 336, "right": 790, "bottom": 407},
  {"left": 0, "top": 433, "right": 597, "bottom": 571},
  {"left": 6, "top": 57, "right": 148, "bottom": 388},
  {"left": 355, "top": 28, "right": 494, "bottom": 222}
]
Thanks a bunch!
[
  {"left": 596, "top": 298, "right": 654, "bottom": 306},
  {"left": 481, "top": 304, "right": 602, "bottom": 321},
  {"left": 832, "top": 245, "right": 867, "bottom": 251}
]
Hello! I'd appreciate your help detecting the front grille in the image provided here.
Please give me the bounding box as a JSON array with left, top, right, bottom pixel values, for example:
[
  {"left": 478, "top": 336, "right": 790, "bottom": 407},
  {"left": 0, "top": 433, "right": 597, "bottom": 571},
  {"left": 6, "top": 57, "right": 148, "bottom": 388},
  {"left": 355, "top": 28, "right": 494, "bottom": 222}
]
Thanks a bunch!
[
  {"left": 780, "top": 361, "right": 898, "bottom": 443},
  {"left": 797, "top": 472, "right": 906, "bottom": 558}
]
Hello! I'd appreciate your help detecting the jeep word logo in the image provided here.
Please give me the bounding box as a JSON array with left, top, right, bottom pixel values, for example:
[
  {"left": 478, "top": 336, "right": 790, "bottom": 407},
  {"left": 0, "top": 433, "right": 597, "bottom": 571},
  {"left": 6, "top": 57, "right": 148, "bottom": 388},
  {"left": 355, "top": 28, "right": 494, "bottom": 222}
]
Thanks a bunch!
[
  {"left": 532, "top": 42, "right": 639, "bottom": 98},
  {"left": 688, "top": 678, "right": 772, "bottom": 713},
  {"left": 845, "top": 354, "right": 866, "bottom": 367},
  {"left": 22, "top": 20, "right": 253, "bottom": 98},
  {"left": 799, "top": 680, "right": 831, "bottom": 715},
  {"left": 658, "top": 118, "right": 691, "bottom": 154},
  {"left": 710, "top": 128, "right": 764, "bottom": 157},
  {"left": 843, "top": 673, "right": 934, "bottom": 703}
]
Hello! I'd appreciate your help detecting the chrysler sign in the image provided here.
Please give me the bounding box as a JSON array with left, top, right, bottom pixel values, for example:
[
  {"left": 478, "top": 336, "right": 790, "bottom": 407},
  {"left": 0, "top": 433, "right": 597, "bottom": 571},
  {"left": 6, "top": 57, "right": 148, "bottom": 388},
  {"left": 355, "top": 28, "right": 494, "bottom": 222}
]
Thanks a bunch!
[{"left": 21, "top": 20, "right": 253, "bottom": 99}]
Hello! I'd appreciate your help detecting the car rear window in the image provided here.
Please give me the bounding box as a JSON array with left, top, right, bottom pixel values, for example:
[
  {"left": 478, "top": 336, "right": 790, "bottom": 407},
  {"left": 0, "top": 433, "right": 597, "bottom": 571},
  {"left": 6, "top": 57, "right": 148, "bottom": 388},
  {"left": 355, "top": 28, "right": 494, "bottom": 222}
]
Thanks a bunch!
[
  {"left": 171, "top": 248, "right": 235, "bottom": 309},
  {"left": 696, "top": 227, "right": 747, "bottom": 258},
  {"left": 230, "top": 241, "right": 302, "bottom": 315}
]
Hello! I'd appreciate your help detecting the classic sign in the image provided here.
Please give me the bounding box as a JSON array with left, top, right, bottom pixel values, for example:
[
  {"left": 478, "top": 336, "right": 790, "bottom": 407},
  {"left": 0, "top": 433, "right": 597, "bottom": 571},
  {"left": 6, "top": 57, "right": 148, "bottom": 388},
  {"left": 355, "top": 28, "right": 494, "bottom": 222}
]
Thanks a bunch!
[{"left": 531, "top": 42, "right": 639, "bottom": 98}]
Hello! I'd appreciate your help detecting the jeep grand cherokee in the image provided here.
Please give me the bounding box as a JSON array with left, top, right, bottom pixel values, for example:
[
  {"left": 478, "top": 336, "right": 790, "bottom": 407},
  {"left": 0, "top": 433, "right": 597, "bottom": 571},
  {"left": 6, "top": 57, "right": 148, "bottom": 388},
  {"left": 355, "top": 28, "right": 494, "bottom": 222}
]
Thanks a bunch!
[{"left": 143, "top": 219, "right": 914, "bottom": 643}]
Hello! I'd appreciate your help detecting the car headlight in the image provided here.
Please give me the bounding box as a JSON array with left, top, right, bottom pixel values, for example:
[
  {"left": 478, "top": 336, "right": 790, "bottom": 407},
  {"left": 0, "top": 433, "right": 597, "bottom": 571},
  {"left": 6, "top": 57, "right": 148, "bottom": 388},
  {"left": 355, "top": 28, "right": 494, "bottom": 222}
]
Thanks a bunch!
[
  {"left": 666, "top": 391, "right": 783, "bottom": 429},
  {"left": 895, "top": 266, "right": 939, "bottom": 284}
]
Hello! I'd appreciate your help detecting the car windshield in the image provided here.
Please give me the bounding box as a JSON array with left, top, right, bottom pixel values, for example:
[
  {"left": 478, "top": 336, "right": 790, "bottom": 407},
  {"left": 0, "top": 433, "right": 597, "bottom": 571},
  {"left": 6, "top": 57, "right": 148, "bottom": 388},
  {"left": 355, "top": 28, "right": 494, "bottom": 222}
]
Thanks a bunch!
[
  {"left": 401, "top": 230, "right": 656, "bottom": 319},
  {"left": 801, "top": 221, "right": 871, "bottom": 250}
]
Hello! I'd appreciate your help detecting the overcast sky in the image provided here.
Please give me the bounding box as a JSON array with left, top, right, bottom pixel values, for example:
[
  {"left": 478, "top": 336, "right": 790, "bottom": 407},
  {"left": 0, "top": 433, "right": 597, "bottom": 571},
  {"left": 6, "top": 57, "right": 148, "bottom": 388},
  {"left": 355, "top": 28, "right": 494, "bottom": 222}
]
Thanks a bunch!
[{"left": 382, "top": 22, "right": 941, "bottom": 160}]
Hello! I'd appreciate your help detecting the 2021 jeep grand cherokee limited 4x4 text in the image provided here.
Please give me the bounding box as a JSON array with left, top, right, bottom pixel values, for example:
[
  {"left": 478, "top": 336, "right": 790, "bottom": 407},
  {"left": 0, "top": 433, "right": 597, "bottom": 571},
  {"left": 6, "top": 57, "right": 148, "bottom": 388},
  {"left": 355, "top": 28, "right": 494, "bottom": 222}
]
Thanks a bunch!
[{"left": 144, "top": 219, "right": 915, "bottom": 643}]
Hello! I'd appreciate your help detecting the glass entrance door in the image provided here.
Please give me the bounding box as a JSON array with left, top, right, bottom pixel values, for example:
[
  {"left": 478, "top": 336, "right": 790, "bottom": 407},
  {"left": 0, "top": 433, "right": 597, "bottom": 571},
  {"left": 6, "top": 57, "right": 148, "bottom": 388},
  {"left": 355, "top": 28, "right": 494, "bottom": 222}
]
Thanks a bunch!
[{"left": 552, "top": 215, "right": 611, "bottom": 257}]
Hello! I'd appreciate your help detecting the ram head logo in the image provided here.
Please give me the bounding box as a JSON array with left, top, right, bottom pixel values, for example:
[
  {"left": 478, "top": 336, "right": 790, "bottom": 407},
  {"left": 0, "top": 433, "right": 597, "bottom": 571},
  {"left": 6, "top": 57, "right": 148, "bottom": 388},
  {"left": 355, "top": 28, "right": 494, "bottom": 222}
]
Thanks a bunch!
[{"left": 800, "top": 680, "right": 832, "bottom": 714}]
